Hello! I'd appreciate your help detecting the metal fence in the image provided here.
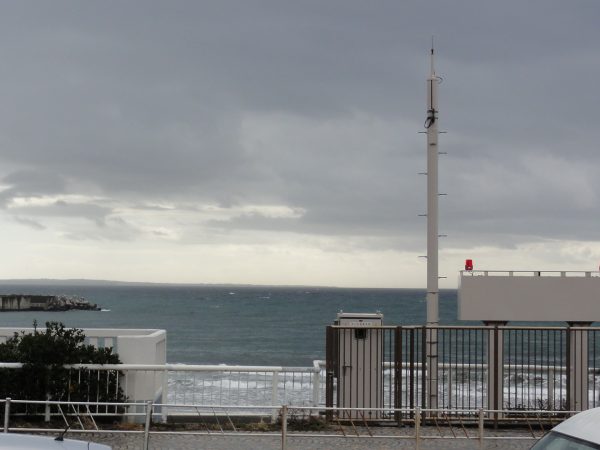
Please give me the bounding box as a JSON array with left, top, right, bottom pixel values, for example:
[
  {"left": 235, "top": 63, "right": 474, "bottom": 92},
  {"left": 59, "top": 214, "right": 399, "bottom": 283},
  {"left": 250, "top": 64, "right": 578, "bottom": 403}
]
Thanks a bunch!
[
  {"left": 326, "top": 325, "right": 600, "bottom": 420},
  {"left": 0, "top": 398, "right": 576, "bottom": 450},
  {"left": 0, "top": 362, "right": 323, "bottom": 420},
  {"left": 1, "top": 324, "right": 600, "bottom": 423}
]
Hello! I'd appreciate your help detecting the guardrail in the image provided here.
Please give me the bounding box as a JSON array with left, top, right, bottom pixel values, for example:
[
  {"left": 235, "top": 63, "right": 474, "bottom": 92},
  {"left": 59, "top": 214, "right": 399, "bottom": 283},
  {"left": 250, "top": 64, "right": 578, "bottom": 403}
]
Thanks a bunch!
[
  {"left": 2, "top": 325, "right": 600, "bottom": 422},
  {"left": 1, "top": 350, "right": 599, "bottom": 421},
  {"left": 0, "top": 398, "right": 575, "bottom": 450},
  {"left": 0, "top": 362, "right": 324, "bottom": 421},
  {"left": 460, "top": 270, "right": 600, "bottom": 277},
  {"left": 327, "top": 325, "right": 600, "bottom": 416}
]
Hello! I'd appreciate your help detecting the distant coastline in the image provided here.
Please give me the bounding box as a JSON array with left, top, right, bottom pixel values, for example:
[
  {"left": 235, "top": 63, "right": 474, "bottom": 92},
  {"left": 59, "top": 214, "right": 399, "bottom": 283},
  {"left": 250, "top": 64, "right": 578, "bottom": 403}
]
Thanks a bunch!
[{"left": 0, "top": 278, "right": 434, "bottom": 291}]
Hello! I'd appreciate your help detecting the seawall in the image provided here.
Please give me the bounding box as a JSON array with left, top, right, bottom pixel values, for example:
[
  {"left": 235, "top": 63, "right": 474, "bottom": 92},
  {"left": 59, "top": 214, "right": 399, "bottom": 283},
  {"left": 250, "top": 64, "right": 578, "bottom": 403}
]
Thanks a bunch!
[{"left": 0, "top": 294, "right": 100, "bottom": 311}]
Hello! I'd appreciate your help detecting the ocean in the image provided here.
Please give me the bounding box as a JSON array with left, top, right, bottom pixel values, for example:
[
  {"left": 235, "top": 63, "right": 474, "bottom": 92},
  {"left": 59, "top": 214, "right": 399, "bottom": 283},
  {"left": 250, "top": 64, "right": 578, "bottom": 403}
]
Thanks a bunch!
[{"left": 0, "top": 285, "right": 459, "bottom": 366}]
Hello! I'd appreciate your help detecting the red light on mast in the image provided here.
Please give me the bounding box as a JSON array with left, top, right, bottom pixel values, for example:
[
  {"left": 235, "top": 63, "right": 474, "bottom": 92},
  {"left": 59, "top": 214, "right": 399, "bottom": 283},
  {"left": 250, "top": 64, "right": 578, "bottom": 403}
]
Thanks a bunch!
[{"left": 465, "top": 259, "right": 473, "bottom": 271}]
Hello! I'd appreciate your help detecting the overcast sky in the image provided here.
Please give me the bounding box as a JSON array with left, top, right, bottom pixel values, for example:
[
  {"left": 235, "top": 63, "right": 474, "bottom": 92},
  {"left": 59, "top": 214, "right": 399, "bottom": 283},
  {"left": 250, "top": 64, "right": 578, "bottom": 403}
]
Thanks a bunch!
[{"left": 0, "top": 1, "right": 599, "bottom": 288}]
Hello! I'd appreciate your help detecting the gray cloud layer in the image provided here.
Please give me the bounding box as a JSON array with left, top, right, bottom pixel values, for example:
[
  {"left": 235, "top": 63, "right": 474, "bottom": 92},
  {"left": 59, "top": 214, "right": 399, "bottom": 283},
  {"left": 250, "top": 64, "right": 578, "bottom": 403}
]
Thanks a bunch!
[{"left": 0, "top": 1, "right": 599, "bottom": 255}]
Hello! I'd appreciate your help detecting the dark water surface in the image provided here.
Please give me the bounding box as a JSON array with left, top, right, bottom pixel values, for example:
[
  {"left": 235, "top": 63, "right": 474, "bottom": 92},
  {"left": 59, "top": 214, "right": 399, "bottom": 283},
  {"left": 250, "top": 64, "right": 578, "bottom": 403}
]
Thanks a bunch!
[{"left": 0, "top": 285, "right": 459, "bottom": 365}]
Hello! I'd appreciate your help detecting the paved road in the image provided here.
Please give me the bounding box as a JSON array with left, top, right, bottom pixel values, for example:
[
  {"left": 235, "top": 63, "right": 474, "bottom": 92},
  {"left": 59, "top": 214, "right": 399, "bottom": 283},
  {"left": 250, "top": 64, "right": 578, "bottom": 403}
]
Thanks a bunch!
[{"left": 58, "top": 428, "right": 539, "bottom": 449}]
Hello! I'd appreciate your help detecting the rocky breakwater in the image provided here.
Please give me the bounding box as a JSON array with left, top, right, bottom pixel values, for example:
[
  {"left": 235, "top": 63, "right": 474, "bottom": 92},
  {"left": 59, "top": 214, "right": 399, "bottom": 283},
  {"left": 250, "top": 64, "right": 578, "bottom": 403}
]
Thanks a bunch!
[
  {"left": 46, "top": 295, "right": 101, "bottom": 311},
  {"left": 0, "top": 294, "right": 101, "bottom": 311}
]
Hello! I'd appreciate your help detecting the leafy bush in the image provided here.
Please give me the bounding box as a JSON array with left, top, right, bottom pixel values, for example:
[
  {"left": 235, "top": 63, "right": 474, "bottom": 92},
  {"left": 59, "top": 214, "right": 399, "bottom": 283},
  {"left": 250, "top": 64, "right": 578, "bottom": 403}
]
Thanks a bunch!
[{"left": 0, "top": 321, "right": 126, "bottom": 411}]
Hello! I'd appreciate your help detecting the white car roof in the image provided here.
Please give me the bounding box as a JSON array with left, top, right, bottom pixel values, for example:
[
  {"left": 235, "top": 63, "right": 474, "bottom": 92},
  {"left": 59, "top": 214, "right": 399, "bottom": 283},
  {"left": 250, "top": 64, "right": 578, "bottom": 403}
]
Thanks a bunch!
[
  {"left": 0, "top": 433, "right": 111, "bottom": 449},
  {"left": 553, "top": 407, "right": 600, "bottom": 444}
]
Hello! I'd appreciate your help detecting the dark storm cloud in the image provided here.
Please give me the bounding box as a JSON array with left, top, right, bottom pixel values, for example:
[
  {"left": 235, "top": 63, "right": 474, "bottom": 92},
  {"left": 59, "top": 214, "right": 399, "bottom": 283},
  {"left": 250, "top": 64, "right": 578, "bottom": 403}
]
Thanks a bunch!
[{"left": 0, "top": 1, "right": 599, "bottom": 249}]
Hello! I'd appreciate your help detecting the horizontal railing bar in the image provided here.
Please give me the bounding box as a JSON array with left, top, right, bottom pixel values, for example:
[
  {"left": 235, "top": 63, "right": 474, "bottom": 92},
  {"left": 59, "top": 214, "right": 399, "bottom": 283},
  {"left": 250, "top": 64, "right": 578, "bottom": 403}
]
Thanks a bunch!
[
  {"left": 387, "top": 361, "right": 573, "bottom": 372},
  {"left": 460, "top": 270, "right": 599, "bottom": 275},
  {"left": 1, "top": 398, "right": 581, "bottom": 415},
  {"left": 0, "top": 361, "right": 590, "bottom": 372},
  {"left": 0, "top": 363, "right": 319, "bottom": 372},
  {"left": 397, "top": 325, "right": 600, "bottom": 330},
  {"left": 7, "top": 428, "right": 146, "bottom": 435},
  {"left": 328, "top": 326, "right": 399, "bottom": 330},
  {"left": 8, "top": 399, "right": 147, "bottom": 406}
]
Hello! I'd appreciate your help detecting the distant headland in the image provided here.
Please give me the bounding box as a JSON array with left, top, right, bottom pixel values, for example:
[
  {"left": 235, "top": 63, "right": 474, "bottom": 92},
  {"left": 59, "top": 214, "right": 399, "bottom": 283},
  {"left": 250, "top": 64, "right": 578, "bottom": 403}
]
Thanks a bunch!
[{"left": 0, "top": 294, "right": 100, "bottom": 312}]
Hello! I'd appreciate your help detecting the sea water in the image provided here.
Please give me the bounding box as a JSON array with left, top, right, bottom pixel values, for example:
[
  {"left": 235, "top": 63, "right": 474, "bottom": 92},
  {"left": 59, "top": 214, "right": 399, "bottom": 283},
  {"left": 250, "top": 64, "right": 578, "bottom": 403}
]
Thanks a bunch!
[
  {"left": 2, "top": 285, "right": 596, "bottom": 409},
  {"left": 0, "top": 284, "right": 458, "bottom": 365}
]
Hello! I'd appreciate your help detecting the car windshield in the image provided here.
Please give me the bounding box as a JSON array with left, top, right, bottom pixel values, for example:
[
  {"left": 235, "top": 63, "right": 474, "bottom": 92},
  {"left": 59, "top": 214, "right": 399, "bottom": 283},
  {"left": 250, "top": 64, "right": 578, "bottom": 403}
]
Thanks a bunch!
[{"left": 531, "top": 431, "right": 600, "bottom": 450}]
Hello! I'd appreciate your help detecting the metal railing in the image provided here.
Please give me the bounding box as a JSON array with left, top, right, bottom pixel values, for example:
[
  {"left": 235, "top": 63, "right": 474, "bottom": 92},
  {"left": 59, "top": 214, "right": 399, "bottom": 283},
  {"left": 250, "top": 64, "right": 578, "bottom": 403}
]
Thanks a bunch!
[
  {"left": 1, "top": 324, "right": 600, "bottom": 422},
  {"left": 460, "top": 270, "right": 600, "bottom": 277},
  {"left": 326, "top": 325, "right": 600, "bottom": 417},
  {"left": 167, "top": 362, "right": 322, "bottom": 408},
  {"left": 0, "top": 398, "right": 575, "bottom": 450},
  {"left": 0, "top": 362, "right": 324, "bottom": 420}
]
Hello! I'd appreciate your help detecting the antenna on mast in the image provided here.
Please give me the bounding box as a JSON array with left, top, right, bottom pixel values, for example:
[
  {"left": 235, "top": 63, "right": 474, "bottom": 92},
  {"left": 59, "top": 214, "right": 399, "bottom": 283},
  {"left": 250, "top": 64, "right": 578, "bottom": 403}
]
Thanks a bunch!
[{"left": 430, "top": 36, "right": 435, "bottom": 76}]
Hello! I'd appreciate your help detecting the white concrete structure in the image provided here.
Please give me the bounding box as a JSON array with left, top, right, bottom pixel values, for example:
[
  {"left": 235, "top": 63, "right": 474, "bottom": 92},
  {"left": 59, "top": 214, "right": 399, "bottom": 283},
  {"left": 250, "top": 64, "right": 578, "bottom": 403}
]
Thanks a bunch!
[
  {"left": 0, "top": 327, "right": 167, "bottom": 413},
  {"left": 459, "top": 269, "right": 600, "bottom": 411},
  {"left": 458, "top": 270, "right": 600, "bottom": 322}
]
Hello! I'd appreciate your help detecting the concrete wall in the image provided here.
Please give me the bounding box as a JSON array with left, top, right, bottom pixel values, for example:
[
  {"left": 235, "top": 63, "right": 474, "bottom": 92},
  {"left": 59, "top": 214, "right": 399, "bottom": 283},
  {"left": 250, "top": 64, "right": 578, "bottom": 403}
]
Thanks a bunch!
[
  {"left": 0, "top": 296, "right": 31, "bottom": 310},
  {"left": 0, "top": 327, "right": 167, "bottom": 364},
  {"left": 0, "top": 327, "right": 167, "bottom": 414},
  {"left": 459, "top": 272, "right": 600, "bottom": 322}
]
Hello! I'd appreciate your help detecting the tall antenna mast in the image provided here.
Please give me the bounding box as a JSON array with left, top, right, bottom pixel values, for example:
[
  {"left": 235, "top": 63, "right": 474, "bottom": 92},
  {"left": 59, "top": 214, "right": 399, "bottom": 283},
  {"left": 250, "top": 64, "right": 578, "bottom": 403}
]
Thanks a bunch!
[
  {"left": 424, "top": 42, "right": 440, "bottom": 410},
  {"left": 425, "top": 43, "right": 439, "bottom": 326}
]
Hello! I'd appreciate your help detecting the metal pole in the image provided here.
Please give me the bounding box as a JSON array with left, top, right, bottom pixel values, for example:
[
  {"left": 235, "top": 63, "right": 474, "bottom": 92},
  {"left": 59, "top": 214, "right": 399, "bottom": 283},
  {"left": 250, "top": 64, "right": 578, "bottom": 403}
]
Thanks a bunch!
[
  {"left": 426, "top": 46, "right": 440, "bottom": 327},
  {"left": 3, "top": 398, "right": 10, "bottom": 433},
  {"left": 143, "top": 400, "right": 152, "bottom": 450},
  {"left": 281, "top": 405, "right": 288, "bottom": 450},
  {"left": 478, "top": 408, "right": 484, "bottom": 450},
  {"left": 312, "top": 367, "right": 320, "bottom": 408},
  {"left": 271, "top": 371, "right": 280, "bottom": 422},
  {"left": 415, "top": 406, "right": 421, "bottom": 450},
  {"left": 425, "top": 45, "right": 440, "bottom": 411},
  {"left": 161, "top": 368, "right": 168, "bottom": 423},
  {"left": 44, "top": 393, "right": 51, "bottom": 423}
]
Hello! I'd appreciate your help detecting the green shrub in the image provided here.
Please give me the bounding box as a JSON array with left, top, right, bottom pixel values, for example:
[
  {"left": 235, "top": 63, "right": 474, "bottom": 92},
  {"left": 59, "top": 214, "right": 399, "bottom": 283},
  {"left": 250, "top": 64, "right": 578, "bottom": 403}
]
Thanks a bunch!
[{"left": 0, "top": 321, "right": 126, "bottom": 412}]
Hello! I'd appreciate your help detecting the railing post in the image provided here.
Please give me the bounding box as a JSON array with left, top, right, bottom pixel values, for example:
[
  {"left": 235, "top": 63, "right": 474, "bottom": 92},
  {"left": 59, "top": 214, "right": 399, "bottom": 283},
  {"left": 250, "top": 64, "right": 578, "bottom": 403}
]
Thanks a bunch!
[
  {"left": 159, "top": 367, "right": 168, "bottom": 423},
  {"left": 421, "top": 327, "right": 427, "bottom": 410},
  {"left": 3, "top": 398, "right": 10, "bottom": 433},
  {"left": 485, "top": 322, "right": 506, "bottom": 420},
  {"left": 415, "top": 406, "right": 421, "bottom": 450},
  {"left": 394, "top": 326, "right": 402, "bottom": 426},
  {"left": 547, "top": 367, "right": 555, "bottom": 411},
  {"left": 447, "top": 364, "right": 453, "bottom": 409},
  {"left": 143, "top": 400, "right": 152, "bottom": 450},
  {"left": 271, "top": 371, "right": 280, "bottom": 422},
  {"left": 567, "top": 323, "right": 592, "bottom": 411},
  {"left": 44, "top": 393, "right": 51, "bottom": 423},
  {"left": 312, "top": 367, "right": 320, "bottom": 408},
  {"left": 478, "top": 408, "right": 484, "bottom": 450},
  {"left": 325, "top": 326, "right": 335, "bottom": 422},
  {"left": 281, "top": 405, "right": 288, "bottom": 450},
  {"left": 426, "top": 326, "right": 439, "bottom": 413}
]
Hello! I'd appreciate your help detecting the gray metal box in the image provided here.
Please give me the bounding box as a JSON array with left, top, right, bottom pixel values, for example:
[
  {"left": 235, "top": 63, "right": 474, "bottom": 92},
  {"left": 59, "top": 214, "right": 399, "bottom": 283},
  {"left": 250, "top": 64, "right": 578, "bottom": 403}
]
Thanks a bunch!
[{"left": 335, "top": 312, "right": 384, "bottom": 420}]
